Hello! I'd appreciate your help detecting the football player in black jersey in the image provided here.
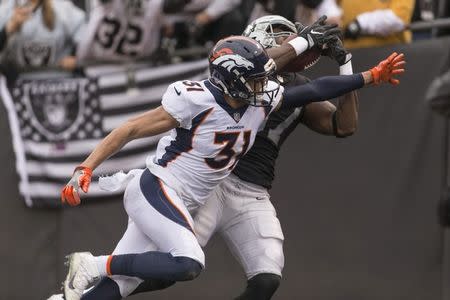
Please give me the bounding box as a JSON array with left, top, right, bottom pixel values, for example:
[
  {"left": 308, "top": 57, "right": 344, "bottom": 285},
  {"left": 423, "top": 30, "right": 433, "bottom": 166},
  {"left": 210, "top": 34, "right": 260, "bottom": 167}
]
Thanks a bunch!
[{"left": 193, "top": 15, "right": 359, "bottom": 300}]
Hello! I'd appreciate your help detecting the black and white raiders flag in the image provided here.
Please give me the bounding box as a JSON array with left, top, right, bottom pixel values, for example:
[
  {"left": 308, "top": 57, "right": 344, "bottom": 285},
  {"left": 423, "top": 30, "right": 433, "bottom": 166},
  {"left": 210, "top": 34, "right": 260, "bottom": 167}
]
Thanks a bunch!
[{"left": 0, "top": 59, "right": 208, "bottom": 207}]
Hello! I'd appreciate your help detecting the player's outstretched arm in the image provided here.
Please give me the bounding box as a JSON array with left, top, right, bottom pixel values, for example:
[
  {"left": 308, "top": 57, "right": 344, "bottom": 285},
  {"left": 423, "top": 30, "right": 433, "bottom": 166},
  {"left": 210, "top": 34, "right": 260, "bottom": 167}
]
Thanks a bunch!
[
  {"left": 61, "top": 106, "right": 178, "bottom": 206},
  {"left": 302, "top": 38, "right": 359, "bottom": 137},
  {"left": 280, "top": 52, "right": 405, "bottom": 109}
]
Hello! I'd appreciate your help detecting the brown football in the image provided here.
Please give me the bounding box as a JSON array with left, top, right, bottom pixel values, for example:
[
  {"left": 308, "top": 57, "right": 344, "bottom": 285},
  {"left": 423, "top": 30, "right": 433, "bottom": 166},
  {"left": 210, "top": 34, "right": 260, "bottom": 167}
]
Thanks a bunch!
[{"left": 280, "top": 34, "right": 322, "bottom": 73}]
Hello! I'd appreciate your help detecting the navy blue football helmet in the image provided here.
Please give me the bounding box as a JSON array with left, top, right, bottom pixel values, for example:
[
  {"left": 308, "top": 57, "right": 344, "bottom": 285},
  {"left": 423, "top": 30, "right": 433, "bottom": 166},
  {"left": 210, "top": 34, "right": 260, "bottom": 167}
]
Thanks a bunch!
[{"left": 208, "top": 36, "right": 280, "bottom": 106}]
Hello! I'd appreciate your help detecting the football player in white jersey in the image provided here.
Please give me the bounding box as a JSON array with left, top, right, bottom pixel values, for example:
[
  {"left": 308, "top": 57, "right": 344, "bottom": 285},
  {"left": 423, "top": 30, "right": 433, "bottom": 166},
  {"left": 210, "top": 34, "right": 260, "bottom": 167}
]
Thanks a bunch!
[
  {"left": 193, "top": 15, "right": 360, "bottom": 300},
  {"left": 52, "top": 24, "right": 404, "bottom": 299},
  {"left": 76, "top": 0, "right": 164, "bottom": 64}
]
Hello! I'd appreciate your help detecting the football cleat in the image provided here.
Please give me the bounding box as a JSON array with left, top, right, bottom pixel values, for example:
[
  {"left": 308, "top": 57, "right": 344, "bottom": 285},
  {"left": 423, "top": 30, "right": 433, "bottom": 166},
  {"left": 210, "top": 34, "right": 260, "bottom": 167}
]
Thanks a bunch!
[{"left": 63, "top": 252, "right": 100, "bottom": 300}]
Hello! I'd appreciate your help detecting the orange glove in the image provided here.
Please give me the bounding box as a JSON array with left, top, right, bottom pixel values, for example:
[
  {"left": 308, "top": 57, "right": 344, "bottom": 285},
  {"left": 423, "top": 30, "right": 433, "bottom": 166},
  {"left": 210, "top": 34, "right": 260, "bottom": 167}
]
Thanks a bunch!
[
  {"left": 370, "top": 52, "right": 405, "bottom": 85},
  {"left": 61, "top": 166, "right": 93, "bottom": 206}
]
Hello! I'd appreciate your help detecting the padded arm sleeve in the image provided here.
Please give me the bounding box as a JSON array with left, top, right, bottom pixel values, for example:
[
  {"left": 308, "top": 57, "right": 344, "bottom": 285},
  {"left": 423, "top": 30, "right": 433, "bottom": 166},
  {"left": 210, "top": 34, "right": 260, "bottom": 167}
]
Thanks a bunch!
[{"left": 281, "top": 74, "right": 364, "bottom": 109}]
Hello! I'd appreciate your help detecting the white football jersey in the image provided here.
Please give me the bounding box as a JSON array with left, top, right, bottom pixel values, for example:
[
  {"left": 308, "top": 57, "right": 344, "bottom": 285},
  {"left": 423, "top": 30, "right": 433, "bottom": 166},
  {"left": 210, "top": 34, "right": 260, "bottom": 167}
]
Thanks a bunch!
[
  {"left": 147, "top": 79, "right": 284, "bottom": 206},
  {"left": 77, "top": 0, "right": 163, "bottom": 63}
]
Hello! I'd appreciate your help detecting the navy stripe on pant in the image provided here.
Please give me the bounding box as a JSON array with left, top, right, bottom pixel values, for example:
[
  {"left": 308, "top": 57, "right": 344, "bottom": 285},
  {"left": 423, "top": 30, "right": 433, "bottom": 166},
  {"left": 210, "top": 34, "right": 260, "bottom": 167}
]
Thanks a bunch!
[{"left": 139, "top": 169, "right": 194, "bottom": 234}]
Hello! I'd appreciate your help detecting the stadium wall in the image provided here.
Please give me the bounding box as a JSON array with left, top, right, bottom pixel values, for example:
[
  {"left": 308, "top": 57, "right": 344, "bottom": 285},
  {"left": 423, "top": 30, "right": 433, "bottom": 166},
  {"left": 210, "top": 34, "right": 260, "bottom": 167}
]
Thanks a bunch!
[{"left": 1, "top": 37, "right": 450, "bottom": 299}]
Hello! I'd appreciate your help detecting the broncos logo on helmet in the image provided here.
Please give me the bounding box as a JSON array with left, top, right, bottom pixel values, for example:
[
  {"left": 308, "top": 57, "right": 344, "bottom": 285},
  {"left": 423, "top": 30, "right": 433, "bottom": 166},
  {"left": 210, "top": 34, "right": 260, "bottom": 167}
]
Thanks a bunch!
[
  {"left": 212, "top": 54, "right": 255, "bottom": 73},
  {"left": 208, "top": 36, "right": 280, "bottom": 107}
]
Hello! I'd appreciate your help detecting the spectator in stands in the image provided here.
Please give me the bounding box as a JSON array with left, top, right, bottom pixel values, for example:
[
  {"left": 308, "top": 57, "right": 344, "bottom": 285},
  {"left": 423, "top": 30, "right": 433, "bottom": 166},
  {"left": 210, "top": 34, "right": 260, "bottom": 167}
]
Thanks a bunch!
[
  {"left": 410, "top": 0, "right": 434, "bottom": 39},
  {"left": 437, "top": 0, "right": 450, "bottom": 36},
  {"left": 296, "top": 0, "right": 342, "bottom": 26},
  {"left": 0, "top": 0, "right": 85, "bottom": 71},
  {"left": 252, "top": 0, "right": 298, "bottom": 22},
  {"left": 339, "top": 0, "right": 415, "bottom": 48},
  {"left": 178, "top": 0, "right": 255, "bottom": 42},
  {"left": 77, "top": 0, "right": 165, "bottom": 64}
]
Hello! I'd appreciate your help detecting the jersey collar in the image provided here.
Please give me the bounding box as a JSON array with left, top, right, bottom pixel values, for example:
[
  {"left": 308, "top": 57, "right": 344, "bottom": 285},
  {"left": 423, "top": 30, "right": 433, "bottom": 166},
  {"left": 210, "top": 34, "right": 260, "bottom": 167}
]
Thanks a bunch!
[{"left": 204, "top": 80, "right": 249, "bottom": 123}]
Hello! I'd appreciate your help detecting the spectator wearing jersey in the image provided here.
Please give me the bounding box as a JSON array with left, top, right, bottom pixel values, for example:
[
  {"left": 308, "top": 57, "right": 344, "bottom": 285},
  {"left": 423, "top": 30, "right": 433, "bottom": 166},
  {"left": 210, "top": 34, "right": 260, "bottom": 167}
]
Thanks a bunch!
[
  {"left": 296, "top": 0, "right": 343, "bottom": 26},
  {"left": 0, "top": 0, "right": 85, "bottom": 70},
  {"left": 339, "top": 0, "right": 415, "bottom": 48},
  {"left": 76, "top": 0, "right": 164, "bottom": 64},
  {"left": 186, "top": 0, "right": 253, "bottom": 42},
  {"left": 249, "top": 0, "right": 298, "bottom": 22}
]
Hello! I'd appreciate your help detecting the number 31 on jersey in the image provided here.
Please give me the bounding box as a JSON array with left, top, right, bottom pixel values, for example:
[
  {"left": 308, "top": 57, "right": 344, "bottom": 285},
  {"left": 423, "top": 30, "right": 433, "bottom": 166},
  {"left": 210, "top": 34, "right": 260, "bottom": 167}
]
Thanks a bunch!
[{"left": 205, "top": 131, "right": 251, "bottom": 170}]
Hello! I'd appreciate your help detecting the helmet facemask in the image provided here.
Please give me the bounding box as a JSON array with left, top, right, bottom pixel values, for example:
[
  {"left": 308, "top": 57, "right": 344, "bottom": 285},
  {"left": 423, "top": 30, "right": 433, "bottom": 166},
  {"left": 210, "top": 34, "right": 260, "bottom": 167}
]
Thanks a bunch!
[
  {"left": 263, "top": 24, "right": 297, "bottom": 48},
  {"left": 214, "top": 58, "right": 280, "bottom": 107},
  {"left": 209, "top": 36, "right": 281, "bottom": 107}
]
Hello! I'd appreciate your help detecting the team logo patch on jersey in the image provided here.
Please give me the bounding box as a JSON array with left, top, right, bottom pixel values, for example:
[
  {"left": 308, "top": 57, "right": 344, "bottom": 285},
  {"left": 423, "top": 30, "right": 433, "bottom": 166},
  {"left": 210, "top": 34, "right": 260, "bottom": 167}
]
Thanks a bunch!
[
  {"left": 233, "top": 112, "right": 241, "bottom": 122},
  {"left": 22, "top": 41, "right": 52, "bottom": 67},
  {"left": 212, "top": 54, "right": 255, "bottom": 73}
]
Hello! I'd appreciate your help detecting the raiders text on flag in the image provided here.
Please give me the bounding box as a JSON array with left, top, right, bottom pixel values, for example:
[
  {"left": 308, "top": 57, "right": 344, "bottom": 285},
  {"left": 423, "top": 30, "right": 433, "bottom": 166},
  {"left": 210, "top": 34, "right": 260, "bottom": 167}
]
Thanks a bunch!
[{"left": 0, "top": 60, "right": 208, "bottom": 207}]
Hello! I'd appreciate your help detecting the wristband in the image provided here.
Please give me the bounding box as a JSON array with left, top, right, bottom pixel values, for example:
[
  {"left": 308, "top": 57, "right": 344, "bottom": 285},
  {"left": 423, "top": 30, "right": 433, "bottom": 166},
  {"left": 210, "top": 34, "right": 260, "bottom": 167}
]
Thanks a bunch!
[
  {"left": 74, "top": 165, "right": 92, "bottom": 175},
  {"left": 288, "top": 37, "right": 309, "bottom": 56},
  {"left": 339, "top": 60, "right": 353, "bottom": 75}
]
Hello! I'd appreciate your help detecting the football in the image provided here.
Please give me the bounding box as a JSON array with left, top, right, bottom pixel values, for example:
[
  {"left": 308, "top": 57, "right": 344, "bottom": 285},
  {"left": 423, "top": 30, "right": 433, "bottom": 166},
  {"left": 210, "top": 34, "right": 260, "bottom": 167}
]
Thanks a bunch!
[{"left": 280, "top": 34, "right": 322, "bottom": 73}]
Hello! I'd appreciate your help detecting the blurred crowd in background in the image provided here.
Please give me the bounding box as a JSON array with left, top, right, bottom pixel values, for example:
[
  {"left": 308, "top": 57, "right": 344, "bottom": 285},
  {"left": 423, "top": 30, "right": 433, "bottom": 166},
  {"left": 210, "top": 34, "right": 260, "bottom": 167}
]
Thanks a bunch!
[{"left": 0, "top": 0, "right": 448, "bottom": 75}]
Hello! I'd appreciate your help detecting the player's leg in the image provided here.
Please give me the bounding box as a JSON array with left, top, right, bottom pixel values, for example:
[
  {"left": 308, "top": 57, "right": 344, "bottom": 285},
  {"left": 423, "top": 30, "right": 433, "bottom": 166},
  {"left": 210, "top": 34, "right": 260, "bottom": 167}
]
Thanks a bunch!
[
  {"left": 219, "top": 175, "right": 285, "bottom": 300},
  {"left": 64, "top": 169, "right": 204, "bottom": 300},
  {"left": 107, "top": 168, "right": 204, "bottom": 281},
  {"left": 194, "top": 181, "right": 225, "bottom": 247},
  {"left": 98, "top": 181, "right": 226, "bottom": 299},
  {"left": 72, "top": 171, "right": 175, "bottom": 300},
  {"left": 234, "top": 273, "right": 282, "bottom": 300},
  {"left": 61, "top": 171, "right": 153, "bottom": 300},
  {"left": 81, "top": 218, "right": 175, "bottom": 299}
]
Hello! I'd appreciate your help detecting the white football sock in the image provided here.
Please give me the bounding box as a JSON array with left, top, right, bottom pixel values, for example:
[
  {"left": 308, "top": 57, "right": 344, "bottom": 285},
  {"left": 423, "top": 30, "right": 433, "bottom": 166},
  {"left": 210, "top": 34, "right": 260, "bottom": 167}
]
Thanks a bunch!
[{"left": 94, "top": 255, "right": 109, "bottom": 276}]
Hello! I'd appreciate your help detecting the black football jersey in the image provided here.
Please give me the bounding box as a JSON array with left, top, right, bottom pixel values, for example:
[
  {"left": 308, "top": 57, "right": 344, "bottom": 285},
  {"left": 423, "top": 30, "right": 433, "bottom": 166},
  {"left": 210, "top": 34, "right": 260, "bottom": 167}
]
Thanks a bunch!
[{"left": 232, "top": 74, "right": 310, "bottom": 189}]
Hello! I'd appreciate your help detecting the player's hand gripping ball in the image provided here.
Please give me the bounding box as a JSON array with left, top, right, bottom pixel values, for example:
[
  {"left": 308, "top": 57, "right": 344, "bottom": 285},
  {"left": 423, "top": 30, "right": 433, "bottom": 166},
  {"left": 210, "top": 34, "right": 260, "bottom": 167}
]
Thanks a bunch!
[
  {"left": 61, "top": 166, "right": 93, "bottom": 206},
  {"left": 279, "top": 16, "right": 341, "bottom": 72},
  {"left": 280, "top": 34, "right": 322, "bottom": 72},
  {"left": 370, "top": 52, "right": 405, "bottom": 85}
]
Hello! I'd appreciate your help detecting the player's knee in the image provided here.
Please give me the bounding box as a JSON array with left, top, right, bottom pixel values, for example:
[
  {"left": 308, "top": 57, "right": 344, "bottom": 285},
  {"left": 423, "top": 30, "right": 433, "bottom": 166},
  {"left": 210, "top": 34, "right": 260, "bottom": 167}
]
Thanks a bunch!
[
  {"left": 250, "top": 273, "right": 281, "bottom": 295},
  {"left": 174, "top": 256, "right": 202, "bottom": 281}
]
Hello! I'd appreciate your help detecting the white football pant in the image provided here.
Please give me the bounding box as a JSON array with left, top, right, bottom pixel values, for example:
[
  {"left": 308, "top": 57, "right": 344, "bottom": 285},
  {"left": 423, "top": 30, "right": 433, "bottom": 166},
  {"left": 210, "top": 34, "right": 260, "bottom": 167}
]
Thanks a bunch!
[
  {"left": 107, "top": 169, "right": 204, "bottom": 297},
  {"left": 195, "top": 173, "right": 285, "bottom": 279}
]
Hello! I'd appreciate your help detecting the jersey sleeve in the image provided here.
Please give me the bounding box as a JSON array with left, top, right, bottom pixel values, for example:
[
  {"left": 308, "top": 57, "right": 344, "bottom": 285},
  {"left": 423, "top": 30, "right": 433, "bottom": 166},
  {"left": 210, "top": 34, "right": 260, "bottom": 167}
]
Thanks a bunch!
[
  {"left": 268, "top": 80, "right": 285, "bottom": 115},
  {"left": 161, "top": 81, "right": 193, "bottom": 129}
]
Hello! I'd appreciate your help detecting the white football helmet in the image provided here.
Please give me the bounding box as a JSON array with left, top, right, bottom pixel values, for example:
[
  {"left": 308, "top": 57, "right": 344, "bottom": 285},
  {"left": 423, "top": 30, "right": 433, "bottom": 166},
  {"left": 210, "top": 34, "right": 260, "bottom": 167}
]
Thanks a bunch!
[{"left": 243, "top": 15, "right": 298, "bottom": 49}]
